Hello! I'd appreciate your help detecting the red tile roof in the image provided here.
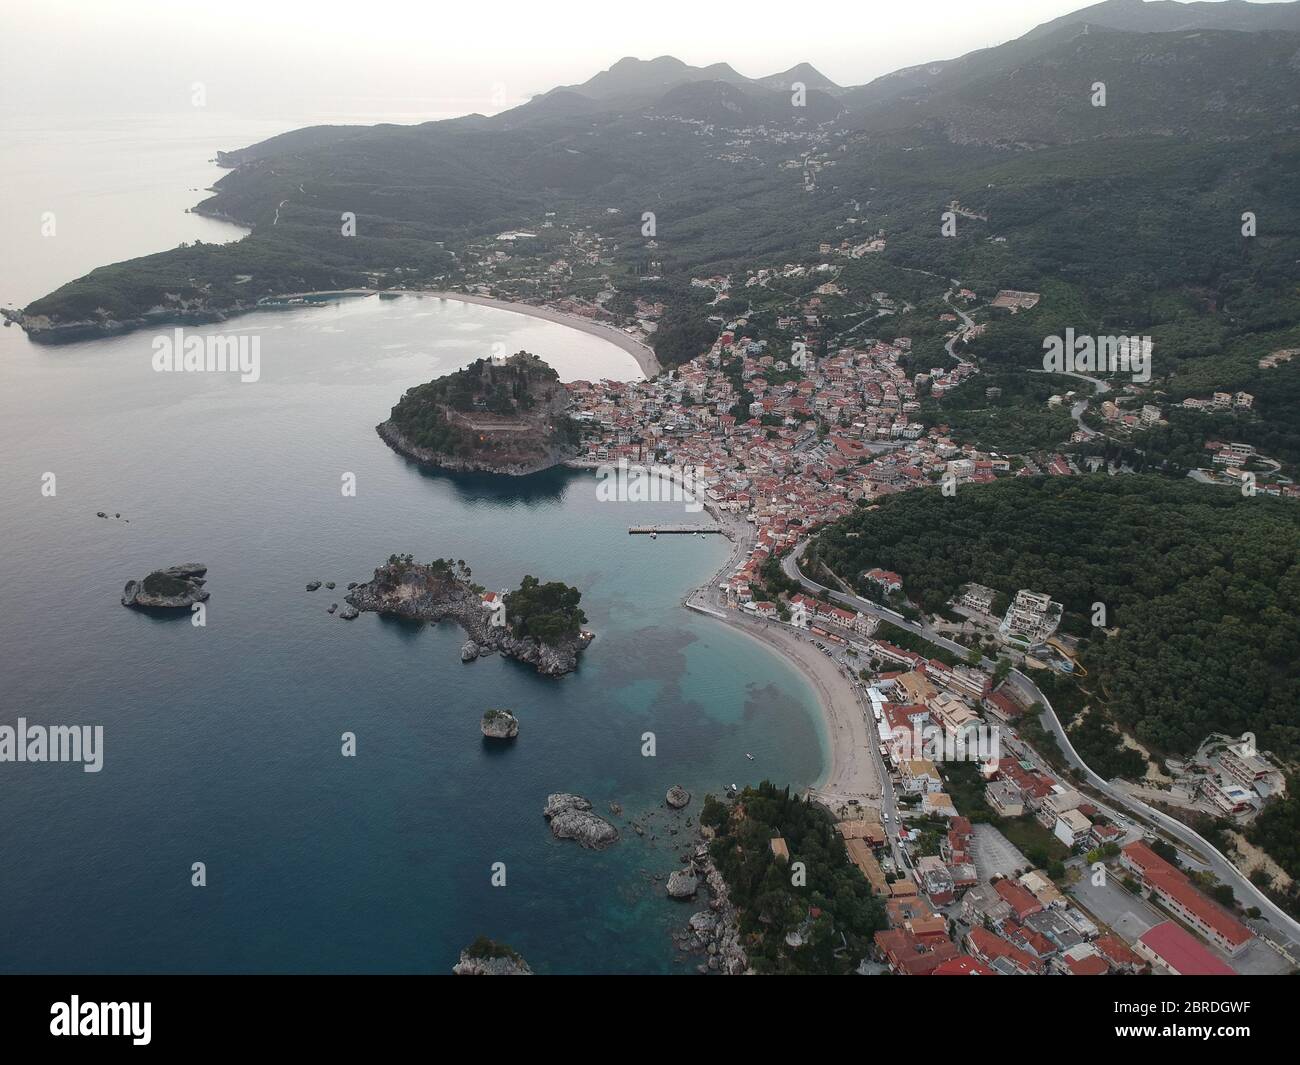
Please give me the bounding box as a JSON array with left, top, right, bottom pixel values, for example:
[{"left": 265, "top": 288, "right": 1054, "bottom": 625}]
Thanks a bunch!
[
  {"left": 1093, "top": 934, "right": 1141, "bottom": 969},
  {"left": 932, "top": 955, "right": 996, "bottom": 976},
  {"left": 993, "top": 878, "right": 1044, "bottom": 920},
  {"left": 1138, "top": 922, "right": 1237, "bottom": 976},
  {"left": 1065, "top": 952, "right": 1110, "bottom": 976},
  {"left": 1122, "top": 842, "right": 1253, "bottom": 949},
  {"left": 874, "top": 930, "right": 960, "bottom": 976},
  {"left": 967, "top": 927, "right": 1041, "bottom": 974},
  {"left": 984, "top": 690, "right": 1022, "bottom": 719}
]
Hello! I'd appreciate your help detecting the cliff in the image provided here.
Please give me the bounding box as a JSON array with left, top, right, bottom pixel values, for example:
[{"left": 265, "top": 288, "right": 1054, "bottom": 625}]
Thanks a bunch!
[{"left": 378, "top": 352, "right": 579, "bottom": 476}]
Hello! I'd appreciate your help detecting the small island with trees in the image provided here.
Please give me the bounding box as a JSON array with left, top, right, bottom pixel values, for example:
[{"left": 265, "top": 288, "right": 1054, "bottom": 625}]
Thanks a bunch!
[
  {"left": 378, "top": 352, "right": 580, "bottom": 475},
  {"left": 345, "top": 555, "right": 592, "bottom": 676}
]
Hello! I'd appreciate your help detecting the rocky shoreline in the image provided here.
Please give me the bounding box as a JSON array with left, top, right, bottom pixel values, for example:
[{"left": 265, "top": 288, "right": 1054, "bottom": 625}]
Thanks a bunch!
[
  {"left": 344, "top": 558, "right": 592, "bottom": 676},
  {"left": 616, "top": 790, "right": 749, "bottom": 975},
  {"left": 3, "top": 303, "right": 257, "bottom": 345},
  {"left": 376, "top": 419, "right": 576, "bottom": 477},
  {"left": 674, "top": 847, "right": 748, "bottom": 975},
  {"left": 451, "top": 938, "right": 533, "bottom": 976}
]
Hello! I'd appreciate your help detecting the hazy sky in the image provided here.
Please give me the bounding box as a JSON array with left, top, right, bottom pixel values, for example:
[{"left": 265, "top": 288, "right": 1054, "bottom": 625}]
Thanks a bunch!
[{"left": 0, "top": 0, "right": 1282, "bottom": 122}]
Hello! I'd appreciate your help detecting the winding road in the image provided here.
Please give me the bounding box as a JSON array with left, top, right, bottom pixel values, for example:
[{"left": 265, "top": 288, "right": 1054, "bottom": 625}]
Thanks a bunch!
[
  {"left": 1031, "top": 367, "right": 1111, "bottom": 439},
  {"left": 781, "top": 542, "right": 1300, "bottom": 952}
]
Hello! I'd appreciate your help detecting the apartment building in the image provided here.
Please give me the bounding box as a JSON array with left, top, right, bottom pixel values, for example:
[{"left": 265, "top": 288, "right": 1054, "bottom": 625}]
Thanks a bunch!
[{"left": 1120, "top": 841, "right": 1253, "bottom": 956}]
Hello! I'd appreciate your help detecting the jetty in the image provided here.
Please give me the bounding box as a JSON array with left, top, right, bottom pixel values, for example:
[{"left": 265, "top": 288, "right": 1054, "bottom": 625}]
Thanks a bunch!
[{"left": 629, "top": 525, "right": 722, "bottom": 535}]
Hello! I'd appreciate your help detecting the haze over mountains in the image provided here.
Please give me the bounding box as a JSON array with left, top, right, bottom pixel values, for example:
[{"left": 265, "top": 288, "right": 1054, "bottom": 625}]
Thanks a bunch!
[
  {"left": 19, "top": 0, "right": 1300, "bottom": 428},
  {"left": 520, "top": 0, "right": 1300, "bottom": 133}
]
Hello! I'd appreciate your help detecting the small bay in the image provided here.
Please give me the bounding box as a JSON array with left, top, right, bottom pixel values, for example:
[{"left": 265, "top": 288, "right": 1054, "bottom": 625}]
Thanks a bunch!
[{"left": 0, "top": 260, "right": 826, "bottom": 973}]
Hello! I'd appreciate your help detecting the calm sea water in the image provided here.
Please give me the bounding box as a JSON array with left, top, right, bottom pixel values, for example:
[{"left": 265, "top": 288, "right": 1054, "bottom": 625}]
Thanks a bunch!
[{"left": 0, "top": 115, "right": 825, "bottom": 974}]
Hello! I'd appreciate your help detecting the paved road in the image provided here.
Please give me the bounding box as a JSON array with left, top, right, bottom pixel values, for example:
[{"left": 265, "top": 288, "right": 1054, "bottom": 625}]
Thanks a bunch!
[
  {"left": 1030, "top": 367, "right": 1111, "bottom": 440},
  {"left": 782, "top": 543, "right": 1300, "bottom": 953},
  {"left": 943, "top": 283, "right": 976, "bottom": 346},
  {"left": 781, "top": 542, "right": 990, "bottom": 667},
  {"left": 1003, "top": 667, "right": 1300, "bottom": 952}
]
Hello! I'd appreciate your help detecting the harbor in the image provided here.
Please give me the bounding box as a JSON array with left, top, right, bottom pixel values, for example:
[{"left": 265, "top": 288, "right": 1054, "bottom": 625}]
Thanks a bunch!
[{"left": 629, "top": 525, "right": 723, "bottom": 535}]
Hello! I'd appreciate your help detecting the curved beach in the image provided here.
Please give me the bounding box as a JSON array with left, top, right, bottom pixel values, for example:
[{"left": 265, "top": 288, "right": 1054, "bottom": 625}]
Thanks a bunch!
[
  {"left": 683, "top": 510, "right": 879, "bottom": 809},
  {"left": 261, "top": 288, "right": 662, "bottom": 380},
  {"left": 420, "top": 291, "right": 662, "bottom": 380},
  {"left": 280, "top": 288, "right": 847, "bottom": 801}
]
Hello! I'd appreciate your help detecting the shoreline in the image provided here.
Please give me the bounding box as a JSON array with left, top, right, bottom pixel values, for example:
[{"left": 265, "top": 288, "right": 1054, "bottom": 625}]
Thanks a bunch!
[
  {"left": 418, "top": 291, "right": 662, "bottom": 381},
  {"left": 259, "top": 288, "right": 663, "bottom": 380},
  {"left": 698, "top": 605, "right": 880, "bottom": 805},
  {"left": 14, "top": 288, "right": 664, "bottom": 382},
  {"left": 679, "top": 507, "right": 879, "bottom": 809}
]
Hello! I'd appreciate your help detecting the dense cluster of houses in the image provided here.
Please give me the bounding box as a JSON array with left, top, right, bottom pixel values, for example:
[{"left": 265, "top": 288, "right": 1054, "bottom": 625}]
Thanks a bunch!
[
  {"left": 568, "top": 321, "right": 1011, "bottom": 603},
  {"left": 837, "top": 674, "right": 1258, "bottom": 976},
  {"left": 864, "top": 783, "right": 1257, "bottom": 975},
  {"left": 867, "top": 811, "right": 1149, "bottom": 976},
  {"left": 455, "top": 215, "right": 1283, "bottom": 976}
]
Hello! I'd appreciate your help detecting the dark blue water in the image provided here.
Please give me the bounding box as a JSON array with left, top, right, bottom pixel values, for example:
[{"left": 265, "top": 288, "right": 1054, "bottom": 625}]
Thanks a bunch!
[{"left": 0, "top": 295, "right": 826, "bottom": 973}]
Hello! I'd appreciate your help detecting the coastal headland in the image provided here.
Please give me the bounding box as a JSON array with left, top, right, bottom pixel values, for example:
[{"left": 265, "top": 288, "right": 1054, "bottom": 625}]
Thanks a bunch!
[{"left": 378, "top": 351, "right": 580, "bottom": 476}]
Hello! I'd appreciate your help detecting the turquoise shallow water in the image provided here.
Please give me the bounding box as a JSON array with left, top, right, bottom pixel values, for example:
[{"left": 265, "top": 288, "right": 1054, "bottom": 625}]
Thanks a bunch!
[{"left": 0, "top": 294, "right": 826, "bottom": 973}]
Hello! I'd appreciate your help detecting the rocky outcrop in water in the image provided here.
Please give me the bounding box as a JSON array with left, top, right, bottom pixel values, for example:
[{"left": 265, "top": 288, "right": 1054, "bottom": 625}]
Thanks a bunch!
[
  {"left": 345, "top": 556, "right": 592, "bottom": 676},
  {"left": 666, "top": 870, "right": 699, "bottom": 899},
  {"left": 481, "top": 709, "right": 519, "bottom": 740},
  {"left": 121, "top": 564, "right": 210, "bottom": 609},
  {"left": 378, "top": 353, "right": 578, "bottom": 476},
  {"left": 451, "top": 938, "right": 533, "bottom": 976},
  {"left": 543, "top": 793, "right": 619, "bottom": 849},
  {"left": 666, "top": 785, "right": 692, "bottom": 809}
]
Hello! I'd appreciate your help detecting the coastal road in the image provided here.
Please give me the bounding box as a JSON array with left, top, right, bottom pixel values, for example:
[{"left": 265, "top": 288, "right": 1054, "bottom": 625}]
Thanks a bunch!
[
  {"left": 1002, "top": 668, "right": 1300, "bottom": 953},
  {"left": 782, "top": 542, "right": 1300, "bottom": 952},
  {"left": 781, "top": 542, "right": 989, "bottom": 667}
]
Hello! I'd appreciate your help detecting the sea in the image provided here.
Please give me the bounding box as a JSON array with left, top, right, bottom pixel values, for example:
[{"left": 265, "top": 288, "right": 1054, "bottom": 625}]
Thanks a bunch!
[{"left": 0, "top": 109, "right": 825, "bottom": 973}]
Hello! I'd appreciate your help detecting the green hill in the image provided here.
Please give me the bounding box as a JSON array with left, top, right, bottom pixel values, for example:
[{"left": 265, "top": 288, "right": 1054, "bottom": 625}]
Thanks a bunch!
[{"left": 811, "top": 475, "right": 1300, "bottom": 757}]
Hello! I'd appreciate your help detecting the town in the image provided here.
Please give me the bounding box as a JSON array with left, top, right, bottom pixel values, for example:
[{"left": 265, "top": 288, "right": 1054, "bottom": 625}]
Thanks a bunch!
[{"left": 426, "top": 198, "right": 1300, "bottom": 975}]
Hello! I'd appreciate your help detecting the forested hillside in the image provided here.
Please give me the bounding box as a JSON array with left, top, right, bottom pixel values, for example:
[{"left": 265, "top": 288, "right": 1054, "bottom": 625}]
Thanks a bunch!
[
  {"left": 12, "top": 4, "right": 1300, "bottom": 484},
  {"left": 811, "top": 476, "right": 1300, "bottom": 756}
]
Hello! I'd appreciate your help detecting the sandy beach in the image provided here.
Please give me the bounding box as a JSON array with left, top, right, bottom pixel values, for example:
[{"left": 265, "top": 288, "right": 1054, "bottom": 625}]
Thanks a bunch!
[
  {"left": 682, "top": 511, "right": 881, "bottom": 810},
  {"left": 720, "top": 615, "right": 880, "bottom": 805},
  {"left": 420, "top": 291, "right": 662, "bottom": 380},
  {"left": 262, "top": 288, "right": 663, "bottom": 380},
  {"left": 348, "top": 280, "right": 866, "bottom": 809}
]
